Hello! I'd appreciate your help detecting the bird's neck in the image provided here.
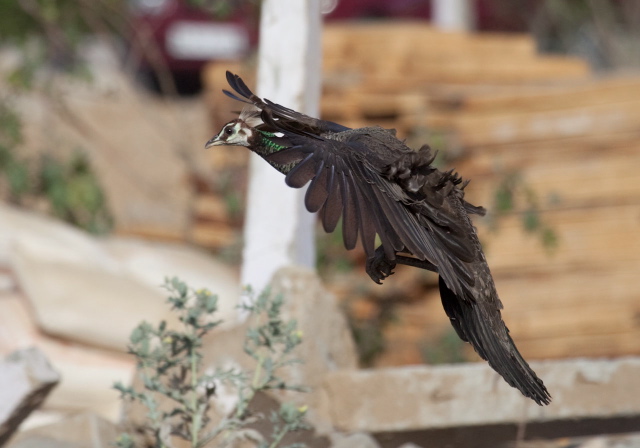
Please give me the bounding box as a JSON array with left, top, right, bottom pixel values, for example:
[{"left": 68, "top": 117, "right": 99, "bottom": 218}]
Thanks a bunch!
[
  {"left": 250, "top": 130, "right": 293, "bottom": 174},
  {"left": 249, "top": 130, "right": 285, "bottom": 154}
]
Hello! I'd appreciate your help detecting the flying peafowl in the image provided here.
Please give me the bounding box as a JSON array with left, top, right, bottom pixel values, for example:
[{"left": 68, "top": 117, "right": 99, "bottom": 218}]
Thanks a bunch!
[{"left": 205, "top": 71, "right": 551, "bottom": 406}]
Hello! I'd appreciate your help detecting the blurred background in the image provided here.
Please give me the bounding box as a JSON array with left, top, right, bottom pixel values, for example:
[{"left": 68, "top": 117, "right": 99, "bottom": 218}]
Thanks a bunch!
[{"left": 1, "top": 0, "right": 640, "bottom": 446}]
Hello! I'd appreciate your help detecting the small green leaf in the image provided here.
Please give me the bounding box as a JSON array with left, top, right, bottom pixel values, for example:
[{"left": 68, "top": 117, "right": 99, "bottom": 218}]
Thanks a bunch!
[
  {"left": 522, "top": 208, "right": 540, "bottom": 232},
  {"left": 494, "top": 186, "right": 513, "bottom": 213},
  {"left": 115, "top": 432, "right": 135, "bottom": 448},
  {"left": 129, "top": 326, "right": 145, "bottom": 344},
  {"left": 541, "top": 227, "right": 559, "bottom": 250}
]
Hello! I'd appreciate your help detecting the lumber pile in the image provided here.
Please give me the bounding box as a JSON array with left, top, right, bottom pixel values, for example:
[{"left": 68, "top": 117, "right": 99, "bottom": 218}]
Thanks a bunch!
[
  {"left": 320, "top": 21, "right": 590, "bottom": 134},
  {"left": 457, "top": 131, "right": 640, "bottom": 361},
  {"left": 322, "top": 23, "right": 640, "bottom": 365},
  {"left": 201, "top": 21, "right": 640, "bottom": 365},
  {"left": 323, "top": 22, "right": 588, "bottom": 86}
]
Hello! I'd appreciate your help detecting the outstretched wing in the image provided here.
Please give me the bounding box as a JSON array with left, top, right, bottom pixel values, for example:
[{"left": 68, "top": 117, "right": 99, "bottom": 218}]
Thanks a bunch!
[
  {"left": 224, "top": 71, "right": 349, "bottom": 136},
  {"left": 264, "top": 128, "right": 478, "bottom": 299}
]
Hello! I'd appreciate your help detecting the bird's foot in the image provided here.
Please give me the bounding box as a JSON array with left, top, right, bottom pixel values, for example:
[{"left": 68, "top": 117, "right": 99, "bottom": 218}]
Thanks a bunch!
[{"left": 366, "top": 248, "right": 397, "bottom": 284}]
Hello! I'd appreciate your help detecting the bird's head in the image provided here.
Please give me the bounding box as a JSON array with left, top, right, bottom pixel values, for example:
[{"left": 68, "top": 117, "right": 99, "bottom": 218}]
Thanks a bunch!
[{"left": 205, "top": 119, "right": 255, "bottom": 148}]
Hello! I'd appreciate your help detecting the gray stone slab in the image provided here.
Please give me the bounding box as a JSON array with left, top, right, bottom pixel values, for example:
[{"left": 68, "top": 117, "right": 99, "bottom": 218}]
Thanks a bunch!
[
  {"left": 331, "top": 433, "right": 381, "bottom": 448},
  {"left": 2, "top": 204, "right": 241, "bottom": 352},
  {"left": 0, "top": 348, "right": 60, "bottom": 445},
  {"left": 7, "top": 412, "right": 118, "bottom": 448},
  {"left": 325, "top": 357, "right": 640, "bottom": 432}
]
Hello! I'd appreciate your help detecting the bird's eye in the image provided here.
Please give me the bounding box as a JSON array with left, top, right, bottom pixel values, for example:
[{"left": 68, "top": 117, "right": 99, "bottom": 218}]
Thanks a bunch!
[{"left": 225, "top": 127, "right": 234, "bottom": 135}]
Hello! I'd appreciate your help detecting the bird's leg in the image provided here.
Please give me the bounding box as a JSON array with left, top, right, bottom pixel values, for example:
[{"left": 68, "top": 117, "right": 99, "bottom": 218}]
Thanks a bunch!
[
  {"left": 366, "top": 246, "right": 439, "bottom": 284},
  {"left": 394, "top": 254, "right": 438, "bottom": 273},
  {"left": 366, "top": 246, "right": 397, "bottom": 284}
]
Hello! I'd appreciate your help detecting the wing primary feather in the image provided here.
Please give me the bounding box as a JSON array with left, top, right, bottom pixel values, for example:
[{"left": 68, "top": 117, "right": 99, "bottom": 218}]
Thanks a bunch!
[
  {"left": 285, "top": 153, "right": 316, "bottom": 188},
  {"left": 348, "top": 160, "right": 402, "bottom": 259},
  {"left": 340, "top": 172, "right": 359, "bottom": 250},
  {"left": 372, "top": 186, "right": 430, "bottom": 260},
  {"left": 321, "top": 165, "right": 342, "bottom": 233},
  {"left": 305, "top": 159, "right": 329, "bottom": 213},
  {"left": 352, "top": 182, "right": 376, "bottom": 257}
]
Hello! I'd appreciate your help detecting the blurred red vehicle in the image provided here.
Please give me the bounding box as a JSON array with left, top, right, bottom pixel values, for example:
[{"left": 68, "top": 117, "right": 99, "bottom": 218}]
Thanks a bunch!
[
  {"left": 126, "top": 0, "right": 539, "bottom": 94},
  {"left": 127, "top": 0, "right": 258, "bottom": 93}
]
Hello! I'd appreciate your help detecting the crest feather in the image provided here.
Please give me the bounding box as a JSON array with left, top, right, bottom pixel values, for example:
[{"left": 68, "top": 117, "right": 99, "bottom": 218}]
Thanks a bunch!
[{"left": 239, "top": 106, "right": 262, "bottom": 127}]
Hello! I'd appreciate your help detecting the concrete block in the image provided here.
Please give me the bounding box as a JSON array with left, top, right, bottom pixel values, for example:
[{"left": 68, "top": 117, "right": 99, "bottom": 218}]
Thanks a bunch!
[{"left": 325, "top": 358, "right": 640, "bottom": 433}]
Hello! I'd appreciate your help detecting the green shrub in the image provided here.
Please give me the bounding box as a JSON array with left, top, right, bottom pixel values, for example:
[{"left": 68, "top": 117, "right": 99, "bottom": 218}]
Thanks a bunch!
[{"left": 114, "top": 278, "right": 310, "bottom": 448}]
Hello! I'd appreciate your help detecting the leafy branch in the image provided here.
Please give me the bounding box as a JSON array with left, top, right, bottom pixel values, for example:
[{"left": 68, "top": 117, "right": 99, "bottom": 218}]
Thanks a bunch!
[
  {"left": 488, "top": 171, "right": 559, "bottom": 251},
  {"left": 114, "top": 278, "right": 310, "bottom": 448}
]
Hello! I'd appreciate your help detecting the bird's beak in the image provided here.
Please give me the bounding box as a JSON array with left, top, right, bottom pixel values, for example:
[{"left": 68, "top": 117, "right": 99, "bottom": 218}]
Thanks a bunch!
[{"left": 204, "top": 136, "right": 224, "bottom": 149}]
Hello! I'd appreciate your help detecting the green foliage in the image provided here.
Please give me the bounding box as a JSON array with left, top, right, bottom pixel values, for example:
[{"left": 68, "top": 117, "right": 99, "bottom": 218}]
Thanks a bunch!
[
  {"left": 0, "top": 102, "right": 23, "bottom": 148},
  {"left": 0, "top": 0, "right": 123, "bottom": 44},
  {"left": 0, "top": 0, "right": 114, "bottom": 235},
  {"left": 343, "top": 298, "right": 397, "bottom": 367},
  {"left": 315, "top": 221, "right": 355, "bottom": 277},
  {"left": 421, "top": 328, "right": 469, "bottom": 365},
  {"left": 488, "top": 171, "right": 559, "bottom": 252},
  {"left": 0, "top": 139, "right": 113, "bottom": 234},
  {"left": 115, "top": 278, "right": 309, "bottom": 448},
  {"left": 535, "top": 0, "right": 640, "bottom": 69},
  {"left": 186, "top": 0, "right": 259, "bottom": 19},
  {"left": 347, "top": 316, "right": 387, "bottom": 367},
  {"left": 40, "top": 152, "right": 113, "bottom": 234}
]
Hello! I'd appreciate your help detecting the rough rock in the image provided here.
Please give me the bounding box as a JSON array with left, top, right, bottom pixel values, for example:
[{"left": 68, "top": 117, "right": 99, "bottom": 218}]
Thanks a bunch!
[
  {"left": 37, "top": 340, "right": 134, "bottom": 420},
  {"left": 225, "top": 392, "right": 330, "bottom": 448},
  {"left": 0, "top": 294, "right": 38, "bottom": 355},
  {"left": 264, "top": 267, "right": 358, "bottom": 431},
  {"left": 2, "top": 204, "right": 241, "bottom": 352},
  {"left": 103, "top": 237, "right": 241, "bottom": 331},
  {"left": 6, "top": 412, "right": 118, "bottom": 448},
  {"left": 0, "top": 348, "right": 60, "bottom": 445},
  {"left": 0, "top": 270, "right": 16, "bottom": 293},
  {"left": 12, "top": 41, "right": 216, "bottom": 239},
  {"left": 324, "top": 357, "right": 640, "bottom": 433},
  {"left": 12, "top": 241, "right": 174, "bottom": 351},
  {"left": 0, "top": 291, "right": 134, "bottom": 421},
  {"left": 0, "top": 203, "right": 112, "bottom": 269},
  {"left": 331, "top": 432, "right": 381, "bottom": 448}
]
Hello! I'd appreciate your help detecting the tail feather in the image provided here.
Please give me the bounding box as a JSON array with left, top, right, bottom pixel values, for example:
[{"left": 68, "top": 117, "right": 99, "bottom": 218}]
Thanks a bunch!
[{"left": 439, "top": 276, "right": 551, "bottom": 405}]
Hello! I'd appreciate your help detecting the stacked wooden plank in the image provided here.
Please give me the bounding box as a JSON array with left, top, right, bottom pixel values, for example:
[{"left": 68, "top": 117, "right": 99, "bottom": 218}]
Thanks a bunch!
[
  {"left": 455, "top": 127, "right": 640, "bottom": 360},
  {"left": 391, "top": 100, "right": 640, "bottom": 362},
  {"left": 320, "top": 21, "right": 590, "bottom": 134},
  {"left": 323, "top": 22, "right": 588, "bottom": 86},
  {"left": 424, "top": 77, "right": 640, "bottom": 147}
]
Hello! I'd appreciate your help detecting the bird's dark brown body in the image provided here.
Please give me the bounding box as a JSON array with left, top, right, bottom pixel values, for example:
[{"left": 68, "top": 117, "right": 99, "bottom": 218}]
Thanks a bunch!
[{"left": 206, "top": 72, "right": 551, "bottom": 406}]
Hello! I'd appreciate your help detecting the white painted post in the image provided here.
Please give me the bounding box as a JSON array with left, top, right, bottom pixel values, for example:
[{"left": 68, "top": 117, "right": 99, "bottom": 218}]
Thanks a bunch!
[
  {"left": 240, "top": 0, "right": 322, "bottom": 294},
  {"left": 432, "top": 0, "right": 475, "bottom": 32}
]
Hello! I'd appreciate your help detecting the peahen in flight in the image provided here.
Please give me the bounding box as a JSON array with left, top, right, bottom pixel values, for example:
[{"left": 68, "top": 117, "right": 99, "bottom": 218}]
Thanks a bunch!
[{"left": 205, "top": 71, "right": 551, "bottom": 406}]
